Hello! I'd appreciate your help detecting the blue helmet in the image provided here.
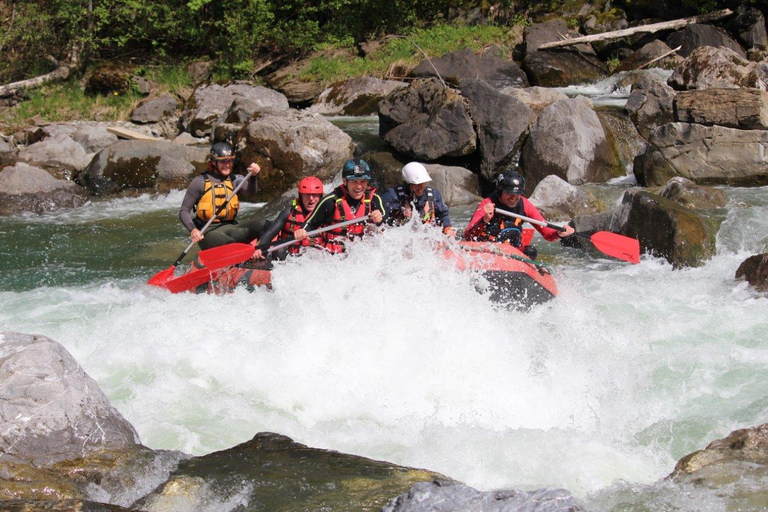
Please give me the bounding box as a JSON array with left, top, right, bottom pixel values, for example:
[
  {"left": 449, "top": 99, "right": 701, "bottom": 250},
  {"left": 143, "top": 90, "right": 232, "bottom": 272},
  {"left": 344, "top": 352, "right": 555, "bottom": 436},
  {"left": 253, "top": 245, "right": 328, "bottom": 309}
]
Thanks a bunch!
[{"left": 341, "top": 159, "right": 372, "bottom": 181}]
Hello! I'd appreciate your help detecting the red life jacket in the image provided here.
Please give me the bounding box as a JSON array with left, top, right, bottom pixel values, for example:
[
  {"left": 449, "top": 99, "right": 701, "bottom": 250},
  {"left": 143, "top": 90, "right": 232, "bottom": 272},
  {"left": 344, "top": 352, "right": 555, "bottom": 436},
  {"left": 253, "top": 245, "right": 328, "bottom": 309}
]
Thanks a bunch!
[
  {"left": 279, "top": 199, "right": 324, "bottom": 254},
  {"left": 323, "top": 185, "right": 375, "bottom": 254}
]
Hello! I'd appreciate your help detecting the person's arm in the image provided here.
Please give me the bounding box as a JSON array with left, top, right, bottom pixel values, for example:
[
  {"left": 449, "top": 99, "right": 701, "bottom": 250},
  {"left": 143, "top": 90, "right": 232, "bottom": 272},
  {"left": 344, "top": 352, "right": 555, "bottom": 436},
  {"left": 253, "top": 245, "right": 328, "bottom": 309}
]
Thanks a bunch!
[
  {"left": 380, "top": 188, "right": 402, "bottom": 225},
  {"left": 520, "top": 198, "right": 572, "bottom": 241},
  {"left": 258, "top": 207, "right": 290, "bottom": 245},
  {"left": 369, "top": 193, "right": 386, "bottom": 225},
  {"left": 179, "top": 175, "right": 204, "bottom": 237},
  {"left": 432, "top": 189, "right": 451, "bottom": 227},
  {"left": 464, "top": 199, "right": 492, "bottom": 240}
]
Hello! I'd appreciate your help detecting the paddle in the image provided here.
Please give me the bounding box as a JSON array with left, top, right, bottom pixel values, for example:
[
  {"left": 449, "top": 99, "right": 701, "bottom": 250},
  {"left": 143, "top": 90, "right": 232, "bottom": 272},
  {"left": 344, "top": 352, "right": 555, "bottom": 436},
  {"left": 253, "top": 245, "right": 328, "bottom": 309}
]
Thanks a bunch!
[
  {"left": 495, "top": 208, "right": 640, "bottom": 264},
  {"left": 147, "top": 172, "right": 253, "bottom": 288},
  {"left": 161, "top": 216, "right": 371, "bottom": 294}
]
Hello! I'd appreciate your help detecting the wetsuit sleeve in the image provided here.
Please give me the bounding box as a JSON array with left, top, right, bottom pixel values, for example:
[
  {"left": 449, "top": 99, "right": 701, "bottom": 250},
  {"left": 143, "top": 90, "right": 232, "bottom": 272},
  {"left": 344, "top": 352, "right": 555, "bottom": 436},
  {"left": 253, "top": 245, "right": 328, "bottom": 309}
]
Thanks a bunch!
[
  {"left": 380, "top": 187, "right": 401, "bottom": 224},
  {"left": 521, "top": 197, "right": 560, "bottom": 241},
  {"left": 371, "top": 193, "right": 387, "bottom": 225},
  {"left": 257, "top": 207, "right": 291, "bottom": 246},
  {"left": 301, "top": 194, "right": 337, "bottom": 233},
  {"left": 464, "top": 198, "right": 491, "bottom": 240},
  {"left": 179, "top": 175, "right": 205, "bottom": 232},
  {"left": 432, "top": 188, "right": 451, "bottom": 227}
]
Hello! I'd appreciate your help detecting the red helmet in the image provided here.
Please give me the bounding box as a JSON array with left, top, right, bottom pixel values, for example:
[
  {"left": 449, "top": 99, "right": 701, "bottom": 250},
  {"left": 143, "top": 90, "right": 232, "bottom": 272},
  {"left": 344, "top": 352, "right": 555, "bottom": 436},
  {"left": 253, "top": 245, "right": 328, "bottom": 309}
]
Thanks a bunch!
[{"left": 298, "top": 176, "right": 323, "bottom": 194}]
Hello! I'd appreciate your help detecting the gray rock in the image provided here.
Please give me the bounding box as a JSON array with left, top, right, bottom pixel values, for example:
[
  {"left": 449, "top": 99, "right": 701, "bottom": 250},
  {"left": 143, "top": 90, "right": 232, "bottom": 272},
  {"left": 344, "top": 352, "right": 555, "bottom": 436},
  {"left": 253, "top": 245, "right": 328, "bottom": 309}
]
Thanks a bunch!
[
  {"left": 634, "top": 122, "right": 768, "bottom": 187},
  {"left": 0, "top": 332, "right": 140, "bottom": 466},
  {"left": 625, "top": 71, "right": 677, "bottom": 140},
  {"left": 235, "top": 110, "right": 353, "bottom": 200},
  {"left": 186, "top": 61, "right": 213, "bottom": 85},
  {"left": 383, "top": 481, "right": 584, "bottom": 512},
  {"left": 424, "top": 163, "right": 482, "bottom": 206},
  {"left": 410, "top": 48, "right": 529, "bottom": 89},
  {"left": 666, "top": 23, "right": 746, "bottom": 59},
  {"left": 72, "top": 124, "right": 119, "bottom": 153},
  {"left": 613, "top": 40, "right": 683, "bottom": 74},
  {"left": 182, "top": 82, "right": 289, "bottom": 137},
  {"left": 0, "top": 162, "right": 89, "bottom": 215},
  {"left": 460, "top": 79, "right": 531, "bottom": 180},
  {"left": 131, "top": 93, "right": 179, "bottom": 124},
  {"left": 499, "top": 86, "right": 568, "bottom": 124},
  {"left": 522, "top": 96, "right": 623, "bottom": 192},
  {"left": 729, "top": 5, "right": 768, "bottom": 50},
  {"left": 659, "top": 177, "right": 728, "bottom": 210},
  {"left": 668, "top": 46, "right": 766, "bottom": 91},
  {"left": 78, "top": 140, "right": 208, "bottom": 195},
  {"left": 18, "top": 134, "right": 93, "bottom": 172},
  {"left": 595, "top": 107, "right": 647, "bottom": 177},
  {"left": 529, "top": 175, "right": 599, "bottom": 221},
  {"left": 674, "top": 88, "right": 768, "bottom": 130},
  {"left": 378, "top": 78, "right": 477, "bottom": 160},
  {"left": 308, "top": 77, "right": 408, "bottom": 116},
  {"left": 735, "top": 255, "right": 768, "bottom": 292}
]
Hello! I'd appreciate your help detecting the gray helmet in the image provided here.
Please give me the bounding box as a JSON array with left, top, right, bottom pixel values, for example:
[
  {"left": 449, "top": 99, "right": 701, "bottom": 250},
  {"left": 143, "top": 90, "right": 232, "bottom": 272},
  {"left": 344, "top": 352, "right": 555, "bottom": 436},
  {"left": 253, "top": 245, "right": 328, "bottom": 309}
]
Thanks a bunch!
[
  {"left": 210, "top": 142, "right": 235, "bottom": 161},
  {"left": 496, "top": 171, "right": 525, "bottom": 195}
]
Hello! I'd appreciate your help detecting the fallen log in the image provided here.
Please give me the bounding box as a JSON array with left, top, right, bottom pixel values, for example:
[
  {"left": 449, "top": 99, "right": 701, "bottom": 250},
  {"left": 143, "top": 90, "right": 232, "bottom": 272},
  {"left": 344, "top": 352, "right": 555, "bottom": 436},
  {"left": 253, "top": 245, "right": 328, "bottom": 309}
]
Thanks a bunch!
[{"left": 538, "top": 9, "right": 733, "bottom": 50}]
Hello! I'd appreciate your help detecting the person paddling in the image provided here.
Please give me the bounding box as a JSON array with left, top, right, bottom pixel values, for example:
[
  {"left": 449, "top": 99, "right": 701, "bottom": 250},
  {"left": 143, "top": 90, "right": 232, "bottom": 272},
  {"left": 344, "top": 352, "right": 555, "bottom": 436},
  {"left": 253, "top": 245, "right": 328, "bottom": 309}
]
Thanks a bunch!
[
  {"left": 464, "top": 171, "right": 574, "bottom": 259},
  {"left": 179, "top": 142, "right": 269, "bottom": 251},
  {"left": 381, "top": 162, "right": 454, "bottom": 236},
  {"left": 293, "top": 158, "right": 385, "bottom": 253},
  {"left": 255, "top": 176, "right": 327, "bottom": 259}
]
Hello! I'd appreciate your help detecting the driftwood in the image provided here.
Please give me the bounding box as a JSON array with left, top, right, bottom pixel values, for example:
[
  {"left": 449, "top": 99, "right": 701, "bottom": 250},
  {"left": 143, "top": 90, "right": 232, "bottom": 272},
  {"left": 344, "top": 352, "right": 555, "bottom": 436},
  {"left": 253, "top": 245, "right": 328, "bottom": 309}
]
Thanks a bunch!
[
  {"left": 638, "top": 45, "right": 682, "bottom": 70},
  {"left": 106, "top": 126, "right": 160, "bottom": 141},
  {"left": 0, "top": 47, "right": 82, "bottom": 97},
  {"left": 538, "top": 9, "right": 734, "bottom": 50}
]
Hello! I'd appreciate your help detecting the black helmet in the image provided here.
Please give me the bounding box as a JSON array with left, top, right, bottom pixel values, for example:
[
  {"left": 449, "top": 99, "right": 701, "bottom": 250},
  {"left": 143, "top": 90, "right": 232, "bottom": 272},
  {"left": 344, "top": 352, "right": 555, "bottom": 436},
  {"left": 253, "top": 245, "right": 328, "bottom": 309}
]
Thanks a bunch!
[
  {"left": 210, "top": 142, "right": 235, "bottom": 162},
  {"left": 496, "top": 171, "right": 525, "bottom": 195},
  {"left": 341, "top": 158, "right": 372, "bottom": 181}
]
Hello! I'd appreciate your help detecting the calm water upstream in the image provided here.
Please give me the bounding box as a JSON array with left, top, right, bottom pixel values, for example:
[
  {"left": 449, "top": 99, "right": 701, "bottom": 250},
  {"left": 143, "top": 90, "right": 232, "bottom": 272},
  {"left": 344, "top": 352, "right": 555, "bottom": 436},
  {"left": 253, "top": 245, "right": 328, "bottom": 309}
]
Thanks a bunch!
[{"left": 1, "top": 116, "right": 767, "bottom": 510}]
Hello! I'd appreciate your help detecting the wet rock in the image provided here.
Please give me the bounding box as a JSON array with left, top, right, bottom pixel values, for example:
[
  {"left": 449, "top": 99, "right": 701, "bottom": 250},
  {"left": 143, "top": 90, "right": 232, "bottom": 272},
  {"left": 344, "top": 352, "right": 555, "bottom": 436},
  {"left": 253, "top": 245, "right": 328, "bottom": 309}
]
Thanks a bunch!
[
  {"left": 18, "top": 134, "right": 93, "bottom": 175},
  {"left": 668, "top": 46, "right": 767, "bottom": 91},
  {"left": 735, "top": 255, "right": 768, "bottom": 292},
  {"left": 0, "top": 332, "right": 140, "bottom": 466},
  {"left": 77, "top": 140, "right": 208, "bottom": 195},
  {"left": 182, "top": 82, "right": 289, "bottom": 137},
  {"left": 498, "top": 86, "right": 568, "bottom": 125},
  {"left": 131, "top": 93, "right": 179, "bottom": 124},
  {"left": 659, "top": 177, "right": 728, "bottom": 210},
  {"left": 0, "top": 163, "right": 89, "bottom": 215},
  {"left": 522, "top": 96, "right": 624, "bottom": 192},
  {"left": 522, "top": 19, "right": 608, "bottom": 87},
  {"left": 670, "top": 423, "right": 768, "bottom": 478},
  {"left": 625, "top": 71, "right": 676, "bottom": 140},
  {"left": 595, "top": 106, "right": 647, "bottom": 177},
  {"left": 674, "top": 88, "right": 768, "bottom": 129},
  {"left": 613, "top": 40, "right": 684, "bottom": 74},
  {"left": 666, "top": 24, "right": 746, "bottom": 59},
  {"left": 133, "top": 432, "right": 446, "bottom": 512},
  {"left": 383, "top": 480, "right": 585, "bottom": 512},
  {"left": 529, "top": 175, "right": 600, "bottom": 221},
  {"left": 308, "top": 77, "right": 408, "bottom": 116},
  {"left": 378, "top": 78, "right": 476, "bottom": 160},
  {"left": 634, "top": 122, "right": 768, "bottom": 187},
  {"left": 235, "top": 110, "right": 353, "bottom": 200},
  {"left": 460, "top": 78, "right": 531, "bottom": 180},
  {"left": 410, "top": 48, "right": 529, "bottom": 89},
  {"left": 616, "top": 189, "right": 719, "bottom": 268}
]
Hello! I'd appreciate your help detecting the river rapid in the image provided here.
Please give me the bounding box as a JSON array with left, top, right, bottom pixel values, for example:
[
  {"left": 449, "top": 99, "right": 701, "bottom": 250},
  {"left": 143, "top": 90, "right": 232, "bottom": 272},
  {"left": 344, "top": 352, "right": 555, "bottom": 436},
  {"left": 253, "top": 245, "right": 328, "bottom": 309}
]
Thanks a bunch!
[{"left": 2, "top": 117, "right": 768, "bottom": 511}]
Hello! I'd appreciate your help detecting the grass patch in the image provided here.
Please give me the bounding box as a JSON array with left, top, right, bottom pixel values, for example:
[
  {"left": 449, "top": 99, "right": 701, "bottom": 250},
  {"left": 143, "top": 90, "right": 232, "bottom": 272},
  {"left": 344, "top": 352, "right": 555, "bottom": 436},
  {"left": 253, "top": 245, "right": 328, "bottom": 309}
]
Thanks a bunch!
[{"left": 299, "top": 23, "right": 521, "bottom": 83}]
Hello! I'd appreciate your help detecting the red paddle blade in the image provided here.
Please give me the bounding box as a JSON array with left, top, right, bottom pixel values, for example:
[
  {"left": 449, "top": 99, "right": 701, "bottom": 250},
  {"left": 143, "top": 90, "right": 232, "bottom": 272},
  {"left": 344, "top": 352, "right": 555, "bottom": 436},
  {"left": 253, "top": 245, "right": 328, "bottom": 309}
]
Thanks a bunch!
[
  {"left": 147, "top": 266, "right": 176, "bottom": 287},
  {"left": 164, "top": 268, "right": 219, "bottom": 294},
  {"left": 589, "top": 231, "right": 640, "bottom": 264},
  {"left": 196, "top": 243, "right": 255, "bottom": 269}
]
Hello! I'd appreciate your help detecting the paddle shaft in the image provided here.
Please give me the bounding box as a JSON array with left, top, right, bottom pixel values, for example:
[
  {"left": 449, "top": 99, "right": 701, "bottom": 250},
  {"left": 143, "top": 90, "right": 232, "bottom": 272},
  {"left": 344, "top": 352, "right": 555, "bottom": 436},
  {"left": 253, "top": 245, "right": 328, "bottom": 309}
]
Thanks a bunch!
[
  {"left": 495, "top": 208, "right": 568, "bottom": 233},
  {"left": 172, "top": 172, "right": 252, "bottom": 267},
  {"left": 265, "top": 217, "right": 369, "bottom": 253}
]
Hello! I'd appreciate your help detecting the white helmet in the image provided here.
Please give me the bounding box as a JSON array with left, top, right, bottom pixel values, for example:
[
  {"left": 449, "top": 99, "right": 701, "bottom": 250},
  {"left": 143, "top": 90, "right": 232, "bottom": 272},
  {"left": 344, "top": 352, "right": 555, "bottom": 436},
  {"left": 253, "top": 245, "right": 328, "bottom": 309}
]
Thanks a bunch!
[{"left": 402, "top": 162, "right": 431, "bottom": 185}]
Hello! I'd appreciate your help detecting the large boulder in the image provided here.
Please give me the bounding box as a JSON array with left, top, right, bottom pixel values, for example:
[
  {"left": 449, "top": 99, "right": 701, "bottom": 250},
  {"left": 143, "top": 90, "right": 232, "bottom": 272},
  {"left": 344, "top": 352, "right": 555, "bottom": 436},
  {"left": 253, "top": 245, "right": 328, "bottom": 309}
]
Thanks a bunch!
[
  {"left": 182, "top": 82, "right": 289, "bottom": 137},
  {"left": 674, "top": 88, "right": 768, "bottom": 129},
  {"left": 616, "top": 189, "right": 719, "bottom": 268},
  {"left": 613, "top": 40, "right": 684, "bottom": 74},
  {"left": 424, "top": 163, "right": 482, "bottom": 206},
  {"left": 383, "top": 481, "right": 584, "bottom": 512},
  {"left": 264, "top": 48, "right": 355, "bottom": 105},
  {"left": 668, "top": 46, "right": 767, "bottom": 91},
  {"left": 72, "top": 124, "right": 119, "bottom": 153},
  {"left": 0, "top": 163, "right": 89, "bottom": 215},
  {"left": 378, "top": 78, "right": 477, "bottom": 160},
  {"left": 659, "top": 177, "right": 729, "bottom": 210},
  {"left": 84, "top": 62, "right": 134, "bottom": 95},
  {"left": 499, "top": 86, "right": 568, "bottom": 125},
  {"left": 460, "top": 79, "right": 531, "bottom": 180},
  {"left": 735, "top": 254, "right": 768, "bottom": 292},
  {"left": 77, "top": 140, "right": 208, "bottom": 195},
  {"left": 235, "top": 110, "right": 354, "bottom": 201},
  {"left": 410, "top": 48, "right": 529, "bottom": 89},
  {"left": 595, "top": 107, "right": 647, "bottom": 177},
  {"left": 133, "top": 432, "right": 446, "bottom": 511},
  {"left": 529, "top": 175, "right": 600, "bottom": 221},
  {"left": 666, "top": 24, "right": 746, "bottom": 59},
  {"left": 521, "top": 96, "right": 624, "bottom": 192},
  {"left": 0, "top": 332, "right": 140, "bottom": 466},
  {"left": 634, "top": 122, "right": 768, "bottom": 187},
  {"left": 307, "top": 77, "right": 408, "bottom": 116},
  {"left": 728, "top": 5, "right": 768, "bottom": 50},
  {"left": 522, "top": 19, "right": 608, "bottom": 87},
  {"left": 17, "top": 134, "right": 93, "bottom": 176},
  {"left": 131, "top": 93, "right": 180, "bottom": 124},
  {"left": 625, "top": 71, "right": 677, "bottom": 140}
]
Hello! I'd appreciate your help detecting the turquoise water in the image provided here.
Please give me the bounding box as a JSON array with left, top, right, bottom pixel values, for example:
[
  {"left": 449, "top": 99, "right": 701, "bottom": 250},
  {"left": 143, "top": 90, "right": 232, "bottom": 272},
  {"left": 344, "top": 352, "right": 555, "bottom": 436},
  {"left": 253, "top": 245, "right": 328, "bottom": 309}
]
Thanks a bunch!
[{"left": 1, "top": 160, "right": 767, "bottom": 508}]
